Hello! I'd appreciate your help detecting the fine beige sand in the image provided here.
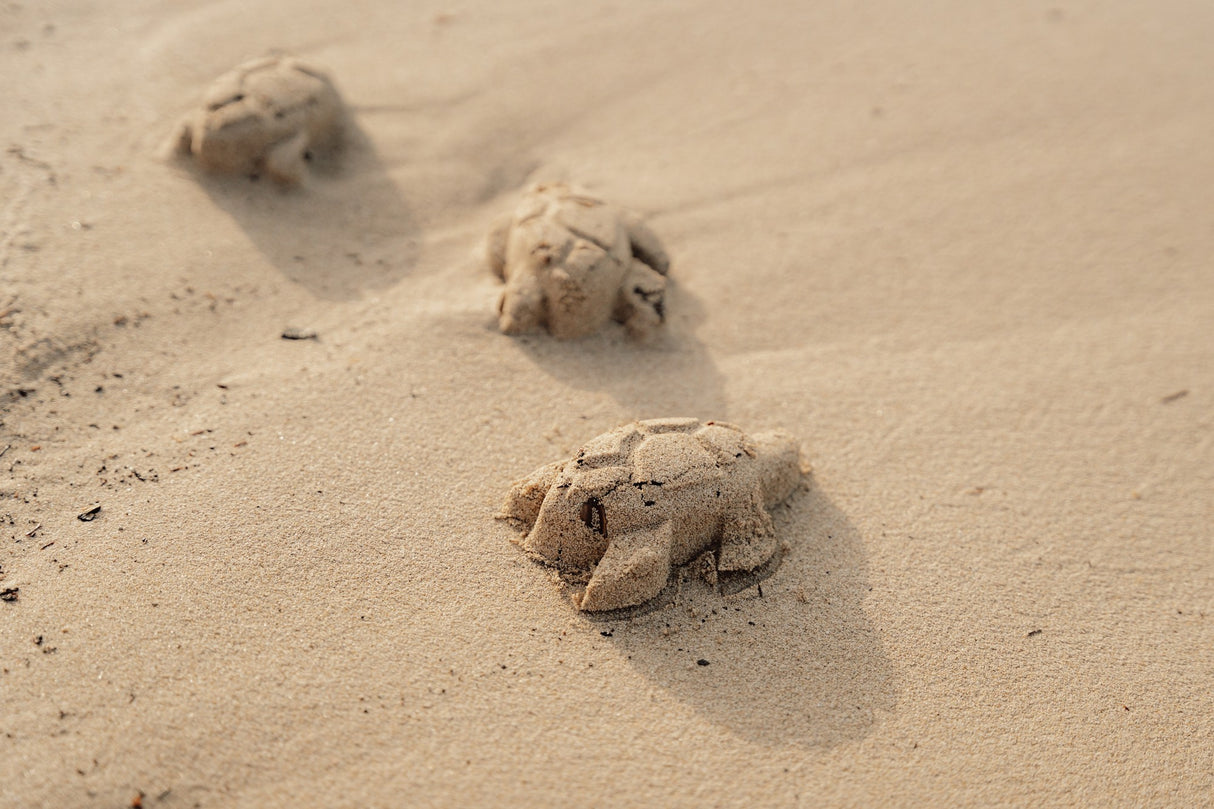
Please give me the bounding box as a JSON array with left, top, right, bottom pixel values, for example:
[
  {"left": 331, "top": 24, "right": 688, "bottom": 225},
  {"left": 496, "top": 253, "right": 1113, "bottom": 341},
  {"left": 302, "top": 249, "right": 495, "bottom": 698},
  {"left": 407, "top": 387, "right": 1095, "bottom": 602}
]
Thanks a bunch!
[{"left": 2, "top": 2, "right": 1211, "bottom": 807}]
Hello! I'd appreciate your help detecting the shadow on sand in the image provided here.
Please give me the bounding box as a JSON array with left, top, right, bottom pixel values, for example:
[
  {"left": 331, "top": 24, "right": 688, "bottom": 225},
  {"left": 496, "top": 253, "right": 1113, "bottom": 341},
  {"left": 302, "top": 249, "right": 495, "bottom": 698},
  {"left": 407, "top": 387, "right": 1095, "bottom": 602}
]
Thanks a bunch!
[
  {"left": 188, "top": 122, "right": 417, "bottom": 301},
  {"left": 506, "top": 280, "right": 728, "bottom": 418},
  {"left": 588, "top": 482, "right": 897, "bottom": 748}
]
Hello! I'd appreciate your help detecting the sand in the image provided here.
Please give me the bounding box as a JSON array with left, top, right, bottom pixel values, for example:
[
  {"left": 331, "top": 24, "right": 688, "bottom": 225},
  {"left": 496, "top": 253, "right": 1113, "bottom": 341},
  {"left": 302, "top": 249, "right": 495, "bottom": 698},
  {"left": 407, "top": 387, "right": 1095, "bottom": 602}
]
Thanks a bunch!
[{"left": 2, "top": 1, "right": 1211, "bottom": 807}]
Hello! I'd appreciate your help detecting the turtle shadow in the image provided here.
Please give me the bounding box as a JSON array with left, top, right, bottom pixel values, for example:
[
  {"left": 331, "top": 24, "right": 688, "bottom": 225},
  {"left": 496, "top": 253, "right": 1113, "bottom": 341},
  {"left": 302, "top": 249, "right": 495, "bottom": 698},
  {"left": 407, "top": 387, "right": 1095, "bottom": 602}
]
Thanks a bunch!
[
  {"left": 505, "top": 280, "right": 728, "bottom": 418},
  {"left": 187, "top": 120, "right": 418, "bottom": 301},
  {"left": 588, "top": 482, "right": 897, "bottom": 748}
]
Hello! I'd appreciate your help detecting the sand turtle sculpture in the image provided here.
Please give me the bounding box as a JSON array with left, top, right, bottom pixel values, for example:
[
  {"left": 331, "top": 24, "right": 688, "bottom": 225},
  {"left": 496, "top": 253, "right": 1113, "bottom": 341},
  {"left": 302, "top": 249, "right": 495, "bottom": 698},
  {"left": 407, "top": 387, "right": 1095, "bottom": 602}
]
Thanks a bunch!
[
  {"left": 498, "top": 418, "right": 805, "bottom": 612},
  {"left": 485, "top": 183, "right": 671, "bottom": 339},
  {"left": 171, "top": 55, "right": 345, "bottom": 184}
]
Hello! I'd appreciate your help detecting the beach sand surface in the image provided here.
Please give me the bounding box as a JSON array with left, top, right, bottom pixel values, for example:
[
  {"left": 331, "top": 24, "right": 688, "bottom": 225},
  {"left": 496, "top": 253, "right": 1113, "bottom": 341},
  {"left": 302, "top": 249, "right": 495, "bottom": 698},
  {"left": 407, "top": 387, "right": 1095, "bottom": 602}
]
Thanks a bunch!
[{"left": 2, "top": 1, "right": 1211, "bottom": 806}]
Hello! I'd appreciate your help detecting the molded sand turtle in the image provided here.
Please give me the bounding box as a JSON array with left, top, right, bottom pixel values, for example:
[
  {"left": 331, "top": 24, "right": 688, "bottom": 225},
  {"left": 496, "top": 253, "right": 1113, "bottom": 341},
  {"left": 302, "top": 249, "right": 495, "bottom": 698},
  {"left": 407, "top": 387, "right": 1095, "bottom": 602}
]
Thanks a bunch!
[
  {"left": 172, "top": 55, "right": 344, "bottom": 184},
  {"left": 485, "top": 183, "right": 671, "bottom": 339},
  {"left": 498, "top": 418, "right": 804, "bottom": 612}
]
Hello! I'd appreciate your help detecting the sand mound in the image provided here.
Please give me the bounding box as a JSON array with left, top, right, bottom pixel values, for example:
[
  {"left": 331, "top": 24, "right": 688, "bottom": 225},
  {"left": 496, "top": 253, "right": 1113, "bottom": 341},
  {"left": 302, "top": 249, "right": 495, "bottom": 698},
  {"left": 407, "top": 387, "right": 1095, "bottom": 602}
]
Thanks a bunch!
[
  {"left": 172, "top": 55, "right": 345, "bottom": 184},
  {"left": 486, "top": 182, "right": 670, "bottom": 339},
  {"left": 499, "top": 418, "right": 803, "bottom": 611}
]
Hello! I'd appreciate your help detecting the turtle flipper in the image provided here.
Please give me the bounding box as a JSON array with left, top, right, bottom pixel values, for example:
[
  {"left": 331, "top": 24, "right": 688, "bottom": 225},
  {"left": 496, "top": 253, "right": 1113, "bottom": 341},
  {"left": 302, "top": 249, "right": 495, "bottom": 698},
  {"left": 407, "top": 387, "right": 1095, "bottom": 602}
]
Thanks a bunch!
[
  {"left": 615, "top": 259, "right": 667, "bottom": 340},
  {"left": 718, "top": 485, "right": 778, "bottom": 572},
  {"left": 580, "top": 521, "right": 673, "bottom": 612},
  {"left": 752, "top": 430, "right": 804, "bottom": 507},
  {"left": 264, "top": 130, "right": 310, "bottom": 184},
  {"left": 622, "top": 211, "right": 670, "bottom": 275},
  {"left": 171, "top": 117, "right": 196, "bottom": 158},
  {"left": 497, "top": 460, "right": 564, "bottom": 529},
  {"left": 484, "top": 212, "right": 512, "bottom": 280}
]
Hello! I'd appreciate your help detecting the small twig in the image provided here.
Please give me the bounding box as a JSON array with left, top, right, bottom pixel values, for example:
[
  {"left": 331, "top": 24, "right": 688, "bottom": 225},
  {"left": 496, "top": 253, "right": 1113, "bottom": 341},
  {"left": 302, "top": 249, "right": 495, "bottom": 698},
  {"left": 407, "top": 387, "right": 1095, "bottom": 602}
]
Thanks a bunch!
[
  {"left": 25, "top": 523, "right": 41, "bottom": 538},
  {"left": 0, "top": 444, "right": 10, "bottom": 459}
]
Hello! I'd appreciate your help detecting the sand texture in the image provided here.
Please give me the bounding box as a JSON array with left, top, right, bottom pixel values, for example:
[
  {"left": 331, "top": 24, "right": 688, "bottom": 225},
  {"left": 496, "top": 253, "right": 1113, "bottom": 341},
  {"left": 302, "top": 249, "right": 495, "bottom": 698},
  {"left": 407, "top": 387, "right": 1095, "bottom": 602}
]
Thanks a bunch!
[{"left": 2, "top": 1, "right": 1212, "bottom": 807}]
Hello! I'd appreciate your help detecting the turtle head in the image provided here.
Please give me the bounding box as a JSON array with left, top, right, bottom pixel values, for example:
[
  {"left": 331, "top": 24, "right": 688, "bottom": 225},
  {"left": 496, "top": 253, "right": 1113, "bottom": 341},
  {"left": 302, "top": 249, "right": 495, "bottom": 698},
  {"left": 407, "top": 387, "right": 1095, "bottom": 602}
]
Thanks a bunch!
[
  {"left": 522, "top": 467, "right": 623, "bottom": 571},
  {"left": 497, "top": 272, "right": 547, "bottom": 335},
  {"left": 191, "top": 107, "right": 268, "bottom": 173}
]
